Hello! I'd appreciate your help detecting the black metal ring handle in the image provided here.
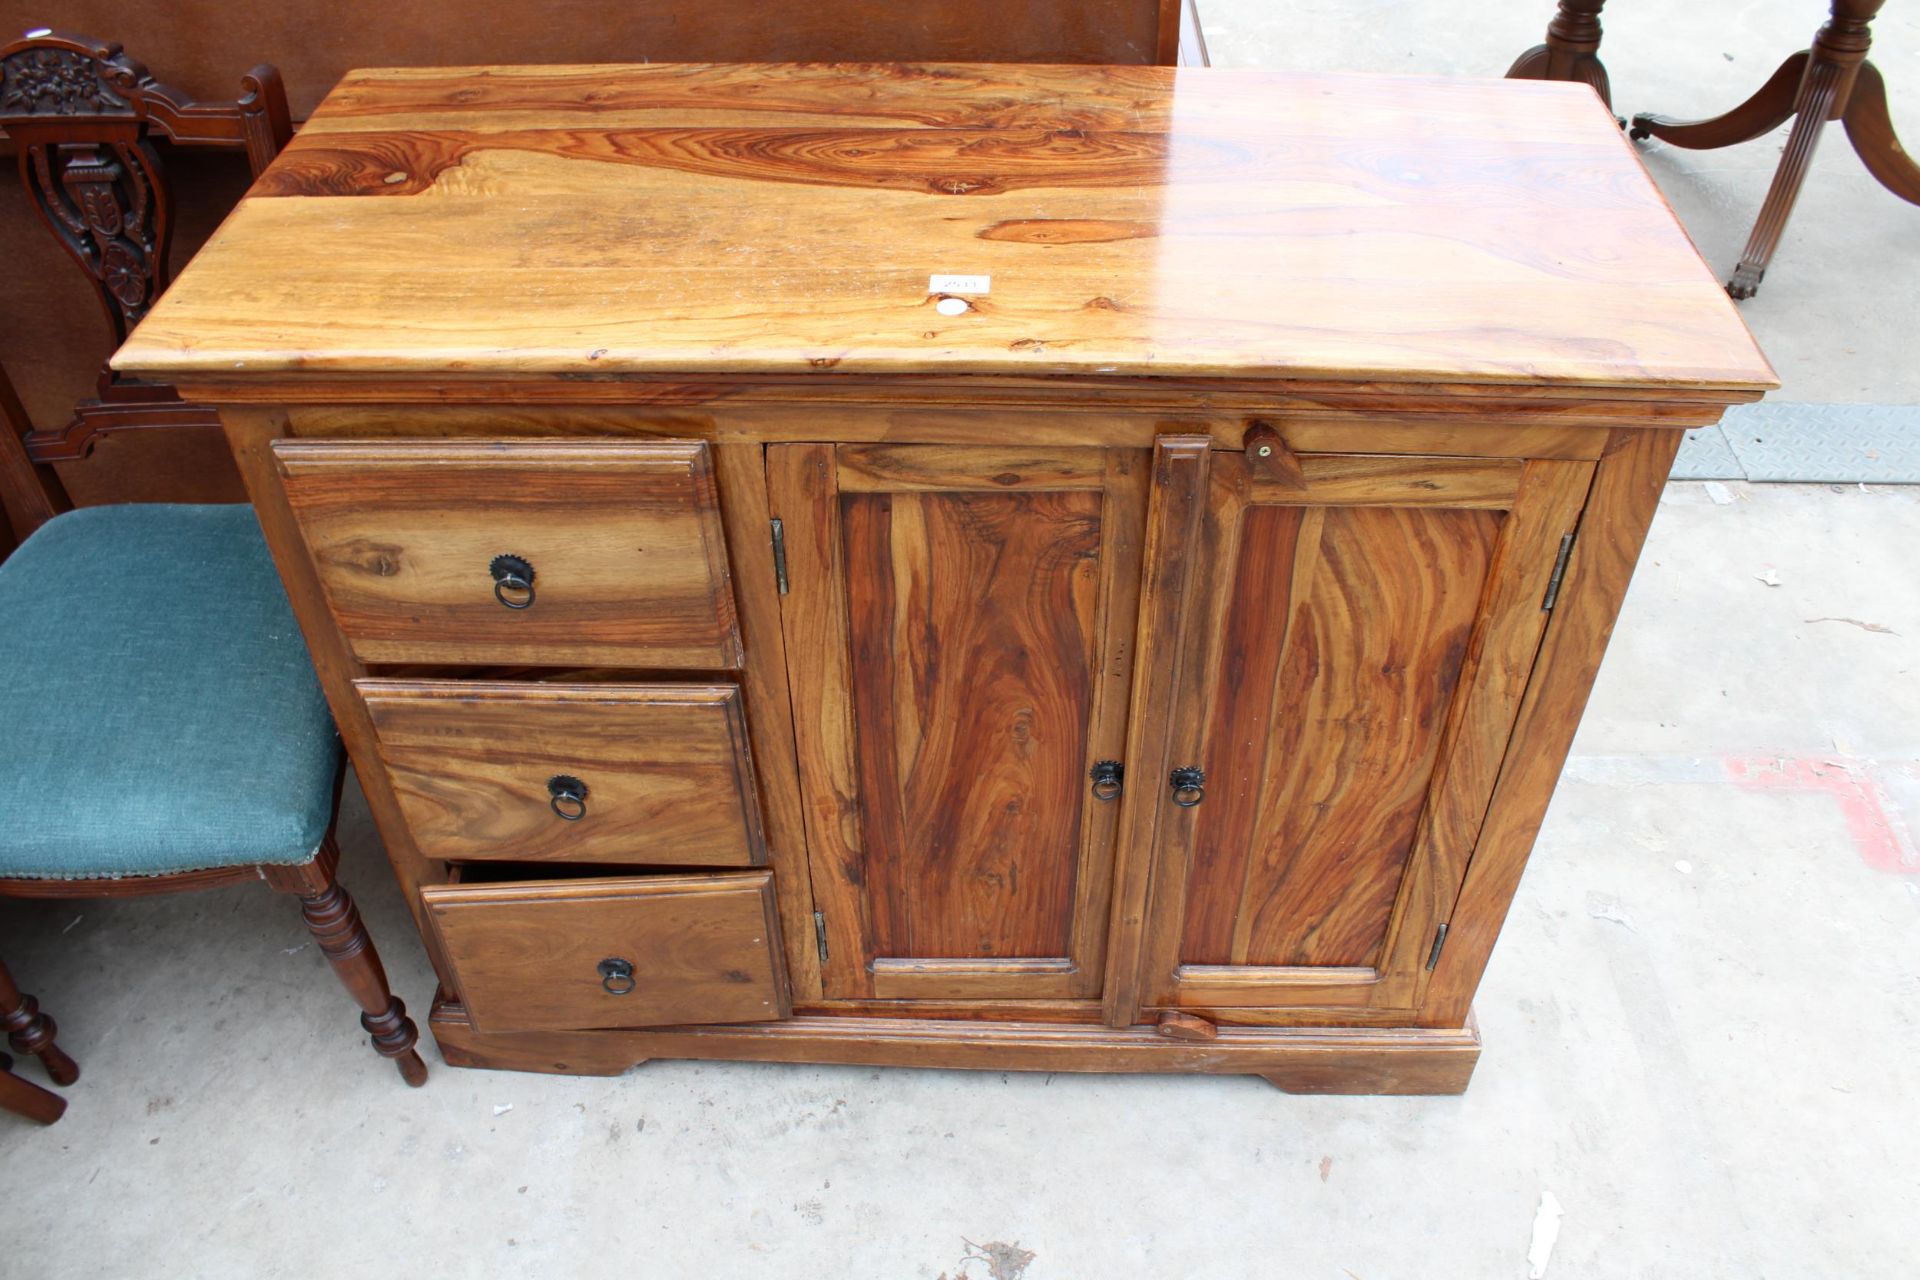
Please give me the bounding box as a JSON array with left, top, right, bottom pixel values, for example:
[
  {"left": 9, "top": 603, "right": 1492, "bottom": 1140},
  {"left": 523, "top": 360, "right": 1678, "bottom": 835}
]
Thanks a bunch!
[
  {"left": 597, "top": 957, "right": 636, "bottom": 995},
  {"left": 548, "top": 774, "right": 589, "bottom": 821},
  {"left": 1090, "top": 759, "right": 1124, "bottom": 802},
  {"left": 490, "top": 553, "right": 536, "bottom": 610},
  {"left": 1169, "top": 766, "right": 1207, "bottom": 808}
]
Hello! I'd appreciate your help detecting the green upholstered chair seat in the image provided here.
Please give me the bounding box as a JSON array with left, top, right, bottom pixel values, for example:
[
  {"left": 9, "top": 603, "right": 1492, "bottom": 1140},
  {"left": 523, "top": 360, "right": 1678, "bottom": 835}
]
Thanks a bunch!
[{"left": 0, "top": 504, "right": 341, "bottom": 880}]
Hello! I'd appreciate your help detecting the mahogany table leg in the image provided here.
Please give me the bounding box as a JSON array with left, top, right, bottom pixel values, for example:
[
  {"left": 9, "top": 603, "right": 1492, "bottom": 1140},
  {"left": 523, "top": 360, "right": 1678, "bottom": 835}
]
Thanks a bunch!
[
  {"left": 0, "top": 1053, "right": 67, "bottom": 1125},
  {"left": 1628, "top": 0, "right": 1908, "bottom": 298},
  {"left": 1725, "top": 54, "right": 1849, "bottom": 297},
  {"left": 1507, "top": 0, "right": 1613, "bottom": 109},
  {"left": 0, "top": 955, "right": 79, "bottom": 1087},
  {"left": 1628, "top": 52, "right": 1808, "bottom": 149},
  {"left": 1843, "top": 61, "right": 1920, "bottom": 203}
]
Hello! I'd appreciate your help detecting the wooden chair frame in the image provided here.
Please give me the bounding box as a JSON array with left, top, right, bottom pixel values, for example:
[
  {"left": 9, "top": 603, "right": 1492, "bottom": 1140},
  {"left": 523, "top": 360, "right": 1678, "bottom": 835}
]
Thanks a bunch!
[
  {"left": 0, "top": 29, "right": 292, "bottom": 462},
  {"left": 1, "top": 953, "right": 76, "bottom": 1124},
  {"left": 0, "top": 364, "right": 426, "bottom": 1086}
]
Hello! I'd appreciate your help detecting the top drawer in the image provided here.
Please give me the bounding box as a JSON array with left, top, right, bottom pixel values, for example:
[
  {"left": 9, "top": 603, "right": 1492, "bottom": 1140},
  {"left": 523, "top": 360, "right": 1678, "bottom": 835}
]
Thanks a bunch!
[{"left": 272, "top": 439, "right": 742, "bottom": 668}]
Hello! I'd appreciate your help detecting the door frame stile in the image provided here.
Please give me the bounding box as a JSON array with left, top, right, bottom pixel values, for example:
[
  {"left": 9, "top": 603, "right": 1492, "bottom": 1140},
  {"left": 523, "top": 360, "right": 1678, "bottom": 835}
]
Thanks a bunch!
[
  {"left": 765, "top": 443, "right": 876, "bottom": 998},
  {"left": 1101, "top": 435, "right": 1213, "bottom": 1028}
]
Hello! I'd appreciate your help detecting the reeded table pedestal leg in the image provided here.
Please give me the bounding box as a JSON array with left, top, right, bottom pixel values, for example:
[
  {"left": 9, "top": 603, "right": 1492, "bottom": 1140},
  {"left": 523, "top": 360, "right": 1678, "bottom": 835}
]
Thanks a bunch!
[
  {"left": 1508, "top": 0, "right": 1614, "bottom": 109},
  {"left": 1629, "top": 0, "right": 1918, "bottom": 298}
]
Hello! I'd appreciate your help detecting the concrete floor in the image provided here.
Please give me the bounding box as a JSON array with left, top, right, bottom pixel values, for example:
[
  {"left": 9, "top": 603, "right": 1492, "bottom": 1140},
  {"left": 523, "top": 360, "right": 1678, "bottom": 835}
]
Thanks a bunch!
[{"left": 5, "top": 5, "right": 1919, "bottom": 1277}]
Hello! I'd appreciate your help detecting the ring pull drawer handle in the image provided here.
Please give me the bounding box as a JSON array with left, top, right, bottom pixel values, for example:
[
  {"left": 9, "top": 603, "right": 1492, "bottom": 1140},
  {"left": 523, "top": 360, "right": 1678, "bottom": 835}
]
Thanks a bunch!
[
  {"left": 1169, "top": 766, "right": 1207, "bottom": 808},
  {"left": 597, "top": 957, "right": 636, "bottom": 995},
  {"left": 1089, "top": 759, "right": 1124, "bottom": 802},
  {"left": 490, "top": 553, "right": 536, "bottom": 609},
  {"left": 548, "top": 774, "right": 589, "bottom": 821}
]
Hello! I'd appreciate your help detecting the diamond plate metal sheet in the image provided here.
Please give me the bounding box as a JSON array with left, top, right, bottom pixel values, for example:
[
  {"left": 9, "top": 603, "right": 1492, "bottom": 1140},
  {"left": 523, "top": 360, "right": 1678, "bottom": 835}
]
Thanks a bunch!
[
  {"left": 1718, "top": 404, "right": 1920, "bottom": 484},
  {"left": 1671, "top": 425, "right": 1742, "bottom": 480}
]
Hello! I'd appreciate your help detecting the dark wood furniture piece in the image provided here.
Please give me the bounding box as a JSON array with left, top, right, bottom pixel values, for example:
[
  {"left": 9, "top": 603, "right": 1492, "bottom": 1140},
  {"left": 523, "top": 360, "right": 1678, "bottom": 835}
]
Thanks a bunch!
[
  {"left": 116, "top": 63, "right": 1774, "bottom": 1094},
  {"left": 1, "top": 953, "right": 76, "bottom": 1124},
  {"left": 0, "top": 4, "right": 1197, "bottom": 513},
  {"left": 1507, "top": 0, "right": 1614, "bottom": 109},
  {"left": 1629, "top": 0, "right": 1919, "bottom": 297},
  {"left": 0, "top": 363, "right": 427, "bottom": 1087},
  {"left": 0, "top": 29, "right": 290, "bottom": 504}
]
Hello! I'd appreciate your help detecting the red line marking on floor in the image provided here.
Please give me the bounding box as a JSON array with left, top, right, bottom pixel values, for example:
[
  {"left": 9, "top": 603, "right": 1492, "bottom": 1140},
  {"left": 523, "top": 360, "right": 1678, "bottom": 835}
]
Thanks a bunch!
[{"left": 1723, "top": 756, "right": 1919, "bottom": 874}]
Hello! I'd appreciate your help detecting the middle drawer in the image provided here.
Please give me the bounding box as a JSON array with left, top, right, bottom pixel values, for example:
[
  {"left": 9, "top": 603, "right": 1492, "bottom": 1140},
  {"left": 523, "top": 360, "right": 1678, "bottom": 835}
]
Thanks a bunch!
[{"left": 358, "top": 680, "right": 767, "bottom": 866}]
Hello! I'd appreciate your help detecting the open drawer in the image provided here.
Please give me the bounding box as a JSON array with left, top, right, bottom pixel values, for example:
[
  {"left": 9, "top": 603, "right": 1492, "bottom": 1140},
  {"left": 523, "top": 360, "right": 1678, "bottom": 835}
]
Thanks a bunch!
[{"left": 422, "top": 870, "right": 790, "bottom": 1033}]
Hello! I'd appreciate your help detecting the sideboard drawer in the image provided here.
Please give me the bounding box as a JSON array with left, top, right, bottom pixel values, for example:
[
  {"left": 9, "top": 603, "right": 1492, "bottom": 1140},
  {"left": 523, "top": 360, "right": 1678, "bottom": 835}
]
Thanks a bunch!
[
  {"left": 272, "top": 439, "right": 742, "bottom": 668},
  {"left": 359, "top": 679, "right": 766, "bottom": 866},
  {"left": 422, "top": 871, "right": 789, "bottom": 1033}
]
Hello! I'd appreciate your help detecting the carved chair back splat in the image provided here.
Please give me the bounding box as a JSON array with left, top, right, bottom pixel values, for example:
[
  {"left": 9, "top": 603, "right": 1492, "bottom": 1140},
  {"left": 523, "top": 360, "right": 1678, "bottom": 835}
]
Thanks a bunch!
[{"left": 0, "top": 29, "right": 292, "bottom": 462}]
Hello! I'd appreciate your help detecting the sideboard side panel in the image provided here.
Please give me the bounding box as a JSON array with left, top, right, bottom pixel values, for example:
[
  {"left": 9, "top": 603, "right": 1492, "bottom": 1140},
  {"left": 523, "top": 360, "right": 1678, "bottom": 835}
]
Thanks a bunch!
[
  {"left": 1419, "top": 427, "right": 1683, "bottom": 1028},
  {"left": 220, "top": 404, "right": 457, "bottom": 985}
]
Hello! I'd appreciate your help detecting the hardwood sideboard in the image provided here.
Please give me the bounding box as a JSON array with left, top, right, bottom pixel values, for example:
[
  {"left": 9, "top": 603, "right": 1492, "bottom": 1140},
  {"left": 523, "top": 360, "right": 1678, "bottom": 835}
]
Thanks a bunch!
[
  {"left": 114, "top": 62, "right": 1774, "bottom": 1093},
  {"left": 0, "top": 3, "right": 1199, "bottom": 519}
]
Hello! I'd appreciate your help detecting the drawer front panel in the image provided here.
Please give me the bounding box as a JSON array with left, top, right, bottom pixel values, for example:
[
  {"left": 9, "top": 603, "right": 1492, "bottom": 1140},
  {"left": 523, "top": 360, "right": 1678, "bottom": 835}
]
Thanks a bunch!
[
  {"left": 273, "top": 439, "right": 742, "bottom": 668},
  {"left": 422, "top": 871, "right": 789, "bottom": 1033},
  {"left": 361, "top": 680, "right": 766, "bottom": 866}
]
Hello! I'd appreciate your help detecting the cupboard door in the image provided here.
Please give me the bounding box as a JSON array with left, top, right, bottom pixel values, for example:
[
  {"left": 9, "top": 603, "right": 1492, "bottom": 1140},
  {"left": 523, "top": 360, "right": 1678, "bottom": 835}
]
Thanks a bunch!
[
  {"left": 1127, "top": 444, "right": 1594, "bottom": 1016},
  {"left": 769, "top": 445, "right": 1148, "bottom": 1000}
]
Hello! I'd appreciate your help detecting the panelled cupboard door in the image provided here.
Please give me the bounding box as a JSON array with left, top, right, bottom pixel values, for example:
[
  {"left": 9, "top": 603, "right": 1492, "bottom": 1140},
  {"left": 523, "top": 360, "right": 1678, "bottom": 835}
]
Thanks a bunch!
[
  {"left": 768, "top": 444, "right": 1149, "bottom": 1001},
  {"left": 1131, "top": 445, "right": 1595, "bottom": 1017}
]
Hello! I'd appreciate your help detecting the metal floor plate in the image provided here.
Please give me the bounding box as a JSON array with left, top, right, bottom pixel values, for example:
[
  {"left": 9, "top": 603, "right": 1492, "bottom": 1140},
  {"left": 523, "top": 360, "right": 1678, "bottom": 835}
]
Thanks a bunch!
[{"left": 1672, "top": 403, "right": 1920, "bottom": 484}]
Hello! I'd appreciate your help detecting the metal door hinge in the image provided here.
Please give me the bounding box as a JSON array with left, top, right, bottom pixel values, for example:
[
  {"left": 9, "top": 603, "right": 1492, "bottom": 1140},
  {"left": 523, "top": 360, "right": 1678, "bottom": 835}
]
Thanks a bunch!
[
  {"left": 1541, "top": 531, "right": 1576, "bottom": 611},
  {"left": 1426, "top": 922, "right": 1450, "bottom": 971},
  {"left": 813, "top": 911, "right": 829, "bottom": 963},
  {"left": 771, "top": 518, "right": 790, "bottom": 595}
]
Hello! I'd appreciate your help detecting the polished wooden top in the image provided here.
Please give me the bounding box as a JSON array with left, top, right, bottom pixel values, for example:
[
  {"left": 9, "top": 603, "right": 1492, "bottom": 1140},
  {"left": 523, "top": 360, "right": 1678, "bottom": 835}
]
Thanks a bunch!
[{"left": 115, "top": 63, "right": 1775, "bottom": 393}]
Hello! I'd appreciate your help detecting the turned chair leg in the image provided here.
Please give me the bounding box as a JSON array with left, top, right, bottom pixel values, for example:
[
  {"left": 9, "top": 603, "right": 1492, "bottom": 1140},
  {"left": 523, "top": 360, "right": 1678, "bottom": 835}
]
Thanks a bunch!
[
  {"left": 0, "top": 1053, "right": 67, "bottom": 1125},
  {"left": 1507, "top": 0, "right": 1614, "bottom": 110},
  {"left": 267, "top": 839, "right": 428, "bottom": 1087},
  {"left": 0, "top": 955, "right": 79, "bottom": 1087}
]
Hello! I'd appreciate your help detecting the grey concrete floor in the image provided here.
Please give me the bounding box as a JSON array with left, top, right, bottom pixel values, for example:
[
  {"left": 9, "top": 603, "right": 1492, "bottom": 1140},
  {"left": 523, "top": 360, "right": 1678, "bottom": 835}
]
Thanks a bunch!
[
  {"left": 6, "top": 5, "right": 1920, "bottom": 1277},
  {"left": 5, "top": 482, "right": 1916, "bottom": 1278}
]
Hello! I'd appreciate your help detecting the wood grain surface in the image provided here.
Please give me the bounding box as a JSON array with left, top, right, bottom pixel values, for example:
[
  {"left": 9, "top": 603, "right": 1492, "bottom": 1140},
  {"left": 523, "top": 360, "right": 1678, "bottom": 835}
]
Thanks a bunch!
[
  {"left": 429, "top": 1002, "right": 1482, "bottom": 1094},
  {"left": 273, "top": 438, "right": 742, "bottom": 668},
  {"left": 359, "top": 680, "right": 766, "bottom": 866},
  {"left": 1421, "top": 428, "right": 1683, "bottom": 1027},
  {"left": 710, "top": 442, "right": 824, "bottom": 999},
  {"left": 114, "top": 63, "right": 1775, "bottom": 393},
  {"left": 1101, "top": 436, "right": 1211, "bottom": 1027},
  {"left": 843, "top": 487, "right": 1101, "bottom": 960},
  {"left": 1126, "top": 449, "right": 1595, "bottom": 1012},
  {"left": 771, "top": 443, "right": 1143, "bottom": 1001},
  {"left": 422, "top": 871, "right": 789, "bottom": 1033},
  {"left": 1178, "top": 503, "right": 1500, "bottom": 969}
]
